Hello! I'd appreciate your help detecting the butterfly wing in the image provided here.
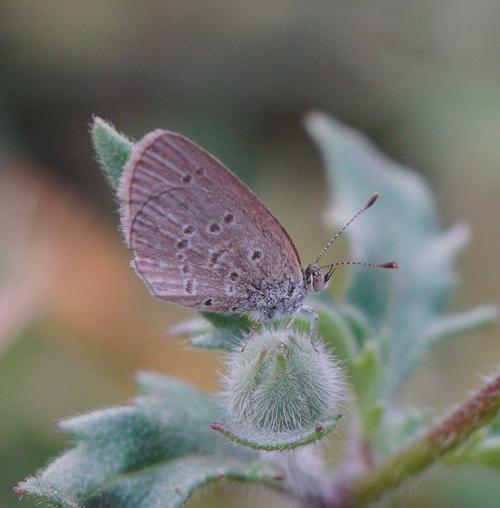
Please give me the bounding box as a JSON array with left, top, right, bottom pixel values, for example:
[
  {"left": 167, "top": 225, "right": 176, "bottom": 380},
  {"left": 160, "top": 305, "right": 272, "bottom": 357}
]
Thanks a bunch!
[{"left": 119, "top": 130, "right": 303, "bottom": 313}]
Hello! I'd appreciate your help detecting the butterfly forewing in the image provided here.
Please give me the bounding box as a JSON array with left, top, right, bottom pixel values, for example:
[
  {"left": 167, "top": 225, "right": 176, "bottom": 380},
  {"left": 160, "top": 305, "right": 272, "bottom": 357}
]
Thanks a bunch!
[{"left": 121, "top": 130, "right": 303, "bottom": 313}]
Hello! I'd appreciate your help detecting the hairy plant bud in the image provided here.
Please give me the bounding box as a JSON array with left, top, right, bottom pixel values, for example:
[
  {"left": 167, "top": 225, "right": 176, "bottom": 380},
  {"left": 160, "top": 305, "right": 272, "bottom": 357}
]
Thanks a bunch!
[{"left": 221, "top": 328, "right": 344, "bottom": 434}]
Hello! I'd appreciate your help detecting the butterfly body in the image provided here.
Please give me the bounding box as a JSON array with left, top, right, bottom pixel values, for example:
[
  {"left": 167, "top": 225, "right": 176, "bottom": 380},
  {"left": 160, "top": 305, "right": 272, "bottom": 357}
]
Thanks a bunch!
[{"left": 239, "top": 272, "right": 307, "bottom": 321}]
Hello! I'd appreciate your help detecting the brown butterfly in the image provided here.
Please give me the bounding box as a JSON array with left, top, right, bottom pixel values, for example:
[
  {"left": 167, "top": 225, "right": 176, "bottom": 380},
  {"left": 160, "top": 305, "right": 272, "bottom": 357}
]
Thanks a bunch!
[{"left": 119, "top": 129, "right": 398, "bottom": 341}]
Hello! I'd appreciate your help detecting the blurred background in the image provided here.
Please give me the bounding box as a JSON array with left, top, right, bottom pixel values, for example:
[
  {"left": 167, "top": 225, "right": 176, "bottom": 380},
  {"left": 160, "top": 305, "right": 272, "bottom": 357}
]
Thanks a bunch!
[{"left": 1, "top": 2, "right": 499, "bottom": 506}]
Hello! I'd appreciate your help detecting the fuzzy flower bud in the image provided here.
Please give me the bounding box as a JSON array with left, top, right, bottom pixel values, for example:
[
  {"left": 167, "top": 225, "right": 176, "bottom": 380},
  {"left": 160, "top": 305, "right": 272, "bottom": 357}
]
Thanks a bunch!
[{"left": 221, "top": 327, "right": 344, "bottom": 435}]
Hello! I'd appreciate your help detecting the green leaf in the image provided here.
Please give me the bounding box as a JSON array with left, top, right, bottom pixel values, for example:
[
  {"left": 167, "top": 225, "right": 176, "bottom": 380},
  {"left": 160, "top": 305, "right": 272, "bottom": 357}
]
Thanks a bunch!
[
  {"left": 466, "top": 436, "right": 500, "bottom": 469},
  {"left": 171, "top": 313, "right": 254, "bottom": 351},
  {"left": 314, "top": 301, "right": 358, "bottom": 364},
  {"left": 305, "top": 113, "right": 496, "bottom": 395},
  {"left": 337, "top": 302, "right": 373, "bottom": 347},
  {"left": 377, "top": 407, "right": 434, "bottom": 456},
  {"left": 422, "top": 305, "right": 498, "bottom": 346},
  {"left": 350, "top": 341, "right": 385, "bottom": 439},
  {"left": 17, "top": 372, "right": 281, "bottom": 508},
  {"left": 448, "top": 421, "right": 500, "bottom": 470},
  {"left": 91, "top": 116, "right": 133, "bottom": 189},
  {"left": 350, "top": 341, "right": 382, "bottom": 409},
  {"left": 212, "top": 416, "right": 342, "bottom": 451}
]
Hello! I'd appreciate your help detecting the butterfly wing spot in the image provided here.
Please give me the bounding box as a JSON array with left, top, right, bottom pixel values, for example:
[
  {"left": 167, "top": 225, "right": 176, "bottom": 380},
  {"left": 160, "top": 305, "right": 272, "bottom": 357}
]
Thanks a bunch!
[
  {"left": 182, "top": 174, "right": 192, "bottom": 184},
  {"left": 176, "top": 239, "right": 188, "bottom": 249},
  {"left": 185, "top": 280, "right": 194, "bottom": 294},
  {"left": 176, "top": 253, "right": 186, "bottom": 261},
  {"left": 210, "top": 250, "right": 223, "bottom": 266},
  {"left": 195, "top": 167, "right": 205, "bottom": 176},
  {"left": 183, "top": 225, "right": 194, "bottom": 235},
  {"left": 182, "top": 265, "right": 190, "bottom": 274},
  {"left": 230, "top": 271, "right": 239, "bottom": 281},
  {"left": 224, "top": 284, "right": 235, "bottom": 295},
  {"left": 251, "top": 250, "right": 262, "bottom": 261},
  {"left": 204, "top": 298, "right": 212, "bottom": 306},
  {"left": 224, "top": 213, "right": 234, "bottom": 224},
  {"left": 209, "top": 223, "right": 221, "bottom": 234}
]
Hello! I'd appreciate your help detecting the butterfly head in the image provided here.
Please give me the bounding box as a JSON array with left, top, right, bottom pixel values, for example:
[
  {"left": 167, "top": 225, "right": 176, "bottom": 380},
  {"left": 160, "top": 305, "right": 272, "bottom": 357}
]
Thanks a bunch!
[
  {"left": 304, "top": 193, "right": 400, "bottom": 295},
  {"left": 304, "top": 263, "right": 334, "bottom": 293}
]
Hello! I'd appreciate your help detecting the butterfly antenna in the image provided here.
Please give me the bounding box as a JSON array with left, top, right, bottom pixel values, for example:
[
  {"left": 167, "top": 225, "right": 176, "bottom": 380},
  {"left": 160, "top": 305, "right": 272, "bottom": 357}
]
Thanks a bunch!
[
  {"left": 321, "top": 260, "right": 399, "bottom": 283},
  {"left": 313, "top": 192, "right": 380, "bottom": 265},
  {"left": 322, "top": 261, "right": 400, "bottom": 271}
]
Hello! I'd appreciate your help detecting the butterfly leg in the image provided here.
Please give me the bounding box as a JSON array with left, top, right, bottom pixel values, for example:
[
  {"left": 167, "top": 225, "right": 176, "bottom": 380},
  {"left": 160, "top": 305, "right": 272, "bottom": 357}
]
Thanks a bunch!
[
  {"left": 285, "top": 313, "right": 297, "bottom": 331},
  {"left": 239, "top": 318, "right": 263, "bottom": 352},
  {"left": 299, "top": 306, "right": 319, "bottom": 351}
]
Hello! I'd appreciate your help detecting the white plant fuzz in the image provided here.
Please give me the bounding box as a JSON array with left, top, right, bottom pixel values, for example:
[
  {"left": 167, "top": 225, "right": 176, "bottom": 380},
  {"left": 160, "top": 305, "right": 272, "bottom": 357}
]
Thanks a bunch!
[
  {"left": 221, "top": 327, "right": 344, "bottom": 433},
  {"left": 266, "top": 445, "right": 330, "bottom": 502}
]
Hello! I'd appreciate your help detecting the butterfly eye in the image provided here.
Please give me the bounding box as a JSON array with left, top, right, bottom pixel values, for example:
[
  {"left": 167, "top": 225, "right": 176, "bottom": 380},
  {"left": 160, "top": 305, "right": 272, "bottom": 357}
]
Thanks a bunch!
[{"left": 312, "top": 272, "right": 326, "bottom": 292}]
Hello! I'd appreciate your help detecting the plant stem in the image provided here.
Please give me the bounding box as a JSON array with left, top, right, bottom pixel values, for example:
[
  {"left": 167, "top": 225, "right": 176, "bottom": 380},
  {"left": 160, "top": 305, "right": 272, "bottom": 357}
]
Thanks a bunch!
[{"left": 335, "top": 372, "right": 500, "bottom": 507}]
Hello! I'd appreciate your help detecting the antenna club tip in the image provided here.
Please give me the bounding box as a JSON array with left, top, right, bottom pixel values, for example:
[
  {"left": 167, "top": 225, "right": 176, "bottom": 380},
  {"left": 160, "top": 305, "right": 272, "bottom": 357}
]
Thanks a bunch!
[
  {"left": 366, "top": 192, "right": 379, "bottom": 208},
  {"left": 382, "top": 261, "right": 399, "bottom": 269}
]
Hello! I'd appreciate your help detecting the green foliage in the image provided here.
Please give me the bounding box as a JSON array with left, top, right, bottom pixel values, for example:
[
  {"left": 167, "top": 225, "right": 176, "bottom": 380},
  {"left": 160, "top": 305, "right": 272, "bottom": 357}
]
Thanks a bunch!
[
  {"left": 349, "top": 373, "right": 500, "bottom": 507},
  {"left": 17, "top": 115, "right": 499, "bottom": 508},
  {"left": 171, "top": 312, "right": 254, "bottom": 350},
  {"left": 218, "top": 328, "right": 343, "bottom": 449},
  {"left": 350, "top": 340, "right": 385, "bottom": 441},
  {"left": 305, "top": 113, "right": 497, "bottom": 457},
  {"left": 175, "top": 299, "right": 361, "bottom": 359},
  {"left": 421, "top": 305, "right": 498, "bottom": 346},
  {"left": 448, "top": 431, "right": 500, "bottom": 470},
  {"left": 447, "top": 415, "right": 500, "bottom": 470},
  {"left": 17, "top": 372, "right": 280, "bottom": 508},
  {"left": 305, "top": 113, "right": 496, "bottom": 398},
  {"left": 91, "top": 117, "right": 133, "bottom": 188},
  {"left": 378, "top": 407, "right": 434, "bottom": 455},
  {"left": 313, "top": 300, "right": 359, "bottom": 362},
  {"left": 212, "top": 416, "right": 341, "bottom": 451}
]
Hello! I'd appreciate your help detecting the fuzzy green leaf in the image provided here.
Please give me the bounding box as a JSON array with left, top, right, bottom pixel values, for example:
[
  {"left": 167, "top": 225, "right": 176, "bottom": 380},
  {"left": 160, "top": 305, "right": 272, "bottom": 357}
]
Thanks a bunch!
[
  {"left": 219, "top": 327, "right": 344, "bottom": 452},
  {"left": 91, "top": 116, "right": 133, "bottom": 189},
  {"left": 17, "top": 372, "right": 281, "bottom": 507},
  {"left": 176, "top": 300, "right": 359, "bottom": 355},
  {"left": 421, "top": 305, "right": 498, "bottom": 346},
  {"left": 306, "top": 113, "right": 496, "bottom": 395},
  {"left": 212, "top": 416, "right": 342, "bottom": 451},
  {"left": 171, "top": 313, "right": 254, "bottom": 350},
  {"left": 378, "top": 407, "right": 434, "bottom": 456}
]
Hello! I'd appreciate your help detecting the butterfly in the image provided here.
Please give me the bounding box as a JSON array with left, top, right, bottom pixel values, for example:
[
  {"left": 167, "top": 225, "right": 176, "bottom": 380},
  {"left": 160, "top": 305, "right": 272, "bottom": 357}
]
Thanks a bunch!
[{"left": 118, "top": 129, "right": 398, "bottom": 342}]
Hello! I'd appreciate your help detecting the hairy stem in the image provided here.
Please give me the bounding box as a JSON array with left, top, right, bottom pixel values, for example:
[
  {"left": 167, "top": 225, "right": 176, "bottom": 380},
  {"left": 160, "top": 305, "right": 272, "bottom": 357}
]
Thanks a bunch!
[{"left": 334, "top": 372, "right": 500, "bottom": 507}]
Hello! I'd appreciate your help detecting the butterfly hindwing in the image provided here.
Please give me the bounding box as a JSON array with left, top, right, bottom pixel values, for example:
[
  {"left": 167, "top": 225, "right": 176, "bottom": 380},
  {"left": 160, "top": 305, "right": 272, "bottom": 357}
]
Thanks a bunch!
[{"left": 121, "top": 130, "right": 303, "bottom": 312}]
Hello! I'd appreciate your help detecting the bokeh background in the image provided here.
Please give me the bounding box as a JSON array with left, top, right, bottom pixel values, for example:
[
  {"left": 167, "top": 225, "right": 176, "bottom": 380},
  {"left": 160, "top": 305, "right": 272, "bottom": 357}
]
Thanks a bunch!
[{"left": 1, "top": 2, "right": 499, "bottom": 507}]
